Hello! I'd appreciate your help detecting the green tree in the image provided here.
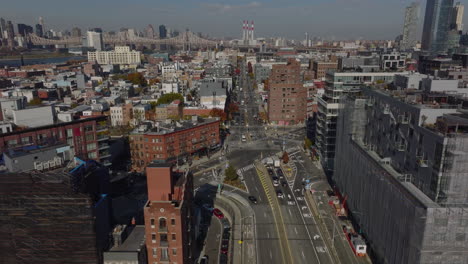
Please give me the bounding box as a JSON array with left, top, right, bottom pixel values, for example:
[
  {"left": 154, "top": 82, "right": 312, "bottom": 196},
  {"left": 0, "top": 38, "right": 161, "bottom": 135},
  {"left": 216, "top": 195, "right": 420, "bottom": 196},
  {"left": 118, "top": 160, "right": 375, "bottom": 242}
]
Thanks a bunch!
[
  {"left": 225, "top": 165, "right": 238, "bottom": 181},
  {"left": 29, "top": 98, "right": 42, "bottom": 106},
  {"left": 156, "top": 93, "right": 184, "bottom": 106}
]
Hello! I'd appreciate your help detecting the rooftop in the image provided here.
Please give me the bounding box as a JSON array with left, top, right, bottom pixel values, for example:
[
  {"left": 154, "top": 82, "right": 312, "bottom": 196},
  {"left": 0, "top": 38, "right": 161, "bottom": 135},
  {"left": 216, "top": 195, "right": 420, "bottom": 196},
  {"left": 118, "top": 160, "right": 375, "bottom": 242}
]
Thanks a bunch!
[
  {"left": 133, "top": 117, "right": 220, "bottom": 136},
  {"left": 110, "top": 225, "right": 145, "bottom": 252}
]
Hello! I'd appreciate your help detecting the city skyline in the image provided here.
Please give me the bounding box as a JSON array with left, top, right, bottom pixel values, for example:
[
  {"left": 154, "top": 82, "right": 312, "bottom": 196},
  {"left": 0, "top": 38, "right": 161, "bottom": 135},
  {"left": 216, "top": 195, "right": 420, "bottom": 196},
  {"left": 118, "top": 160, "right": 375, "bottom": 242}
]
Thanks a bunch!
[{"left": 3, "top": 0, "right": 468, "bottom": 40}]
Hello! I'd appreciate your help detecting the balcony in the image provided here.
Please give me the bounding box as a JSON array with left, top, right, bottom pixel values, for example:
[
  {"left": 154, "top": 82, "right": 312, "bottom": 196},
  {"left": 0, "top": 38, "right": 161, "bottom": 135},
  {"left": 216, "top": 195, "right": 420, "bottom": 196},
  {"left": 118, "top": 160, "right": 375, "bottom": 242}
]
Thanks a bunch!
[
  {"left": 97, "top": 135, "right": 110, "bottom": 141},
  {"left": 96, "top": 125, "right": 108, "bottom": 133},
  {"left": 98, "top": 143, "right": 110, "bottom": 150},
  {"left": 99, "top": 151, "right": 111, "bottom": 159}
]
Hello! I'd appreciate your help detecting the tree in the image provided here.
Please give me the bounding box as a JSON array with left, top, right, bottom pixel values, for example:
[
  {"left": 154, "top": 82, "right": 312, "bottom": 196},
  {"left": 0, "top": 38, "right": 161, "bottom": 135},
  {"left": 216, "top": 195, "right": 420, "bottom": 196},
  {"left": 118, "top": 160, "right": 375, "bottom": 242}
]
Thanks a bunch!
[
  {"left": 28, "top": 98, "right": 42, "bottom": 106},
  {"left": 304, "top": 138, "right": 313, "bottom": 149},
  {"left": 126, "top": 72, "right": 147, "bottom": 86},
  {"left": 248, "top": 61, "right": 253, "bottom": 74},
  {"left": 225, "top": 165, "right": 238, "bottom": 181},
  {"left": 282, "top": 151, "right": 289, "bottom": 164},
  {"left": 156, "top": 93, "right": 184, "bottom": 106},
  {"left": 209, "top": 108, "right": 227, "bottom": 121}
]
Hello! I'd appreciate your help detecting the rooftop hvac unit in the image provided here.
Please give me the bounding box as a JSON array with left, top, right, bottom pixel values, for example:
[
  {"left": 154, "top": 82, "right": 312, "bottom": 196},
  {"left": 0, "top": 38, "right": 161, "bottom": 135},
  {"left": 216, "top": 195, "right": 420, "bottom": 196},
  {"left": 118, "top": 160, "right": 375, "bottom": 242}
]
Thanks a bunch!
[
  {"left": 42, "top": 161, "right": 50, "bottom": 170},
  {"left": 49, "top": 160, "right": 56, "bottom": 168},
  {"left": 381, "top": 157, "right": 391, "bottom": 165},
  {"left": 54, "top": 156, "right": 63, "bottom": 166},
  {"left": 34, "top": 161, "right": 43, "bottom": 171}
]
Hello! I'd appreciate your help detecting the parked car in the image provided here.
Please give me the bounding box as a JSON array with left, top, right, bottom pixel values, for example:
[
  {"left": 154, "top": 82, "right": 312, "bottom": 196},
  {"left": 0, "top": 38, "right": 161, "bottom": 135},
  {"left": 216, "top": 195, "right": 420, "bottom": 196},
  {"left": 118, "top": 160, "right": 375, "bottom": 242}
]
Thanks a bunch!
[
  {"left": 213, "top": 208, "right": 224, "bottom": 219},
  {"left": 281, "top": 181, "right": 288, "bottom": 187},
  {"left": 267, "top": 168, "right": 274, "bottom": 176},
  {"left": 248, "top": 196, "right": 258, "bottom": 204}
]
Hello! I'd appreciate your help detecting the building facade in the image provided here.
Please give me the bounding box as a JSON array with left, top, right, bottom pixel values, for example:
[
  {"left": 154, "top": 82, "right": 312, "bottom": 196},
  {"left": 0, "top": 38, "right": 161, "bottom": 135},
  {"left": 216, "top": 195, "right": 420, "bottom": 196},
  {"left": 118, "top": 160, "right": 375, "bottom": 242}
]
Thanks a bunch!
[
  {"left": 88, "top": 46, "right": 141, "bottom": 65},
  {"left": 422, "top": 0, "right": 454, "bottom": 54},
  {"left": 144, "top": 163, "right": 194, "bottom": 264},
  {"left": 401, "top": 2, "right": 420, "bottom": 50},
  {"left": 333, "top": 88, "right": 468, "bottom": 263},
  {"left": 316, "top": 72, "right": 401, "bottom": 173},
  {"left": 267, "top": 59, "right": 307, "bottom": 125},
  {"left": 110, "top": 104, "right": 133, "bottom": 127},
  {"left": 129, "top": 119, "right": 220, "bottom": 171},
  {"left": 0, "top": 116, "right": 111, "bottom": 166},
  {"left": 312, "top": 61, "right": 338, "bottom": 80}
]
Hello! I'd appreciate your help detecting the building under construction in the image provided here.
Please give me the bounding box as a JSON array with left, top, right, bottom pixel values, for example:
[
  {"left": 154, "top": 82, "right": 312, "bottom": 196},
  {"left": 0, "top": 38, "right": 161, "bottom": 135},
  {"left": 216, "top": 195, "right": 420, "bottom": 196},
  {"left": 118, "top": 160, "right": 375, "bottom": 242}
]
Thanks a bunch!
[
  {"left": 334, "top": 87, "right": 468, "bottom": 263},
  {"left": 0, "top": 159, "right": 111, "bottom": 264}
]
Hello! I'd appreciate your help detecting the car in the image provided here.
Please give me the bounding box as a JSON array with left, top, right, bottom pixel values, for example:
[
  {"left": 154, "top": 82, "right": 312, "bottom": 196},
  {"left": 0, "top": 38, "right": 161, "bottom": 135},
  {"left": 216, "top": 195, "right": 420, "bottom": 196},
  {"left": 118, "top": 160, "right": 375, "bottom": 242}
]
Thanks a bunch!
[
  {"left": 248, "top": 196, "right": 258, "bottom": 204},
  {"left": 267, "top": 168, "right": 274, "bottom": 176},
  {"left": 273, "top": 180, "right": 279, "bottom": 187},
  {"left": 276, "top": 169, "right": 284, "bottom": 177},
  {"left": 277, "top": 190, "right": 284, "bottom": 199},
  {"left": 213, "top": 208, "right": 224, "bottom": 219},
  {"left": 200, "top": 255, "right": 209, "bottom": 264},
  {"left": 222, "top": 231, "right": 230, "bottom": 240},
  {"left": 221, "top": 240, "right": 229, "bottom": 254},
  {"left": 221, "top": 219, "right": 230, "bottom": 230},
  {"left": 281, "top": 181, "right": 288, "bottom": 187},
  {"left": 202, "top": 204, "right": 214, "bottom": 212}
]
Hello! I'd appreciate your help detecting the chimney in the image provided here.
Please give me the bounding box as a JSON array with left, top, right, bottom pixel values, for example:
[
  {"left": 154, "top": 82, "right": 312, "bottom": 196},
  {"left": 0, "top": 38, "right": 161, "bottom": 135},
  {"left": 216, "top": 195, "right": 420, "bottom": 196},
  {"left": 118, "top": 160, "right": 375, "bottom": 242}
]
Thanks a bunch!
[
  {"left": 242, "top": 20, "right": 246, "bottom": 41},
  {"left": 250, "top": 21, "right": 254, "bottom": 41}
]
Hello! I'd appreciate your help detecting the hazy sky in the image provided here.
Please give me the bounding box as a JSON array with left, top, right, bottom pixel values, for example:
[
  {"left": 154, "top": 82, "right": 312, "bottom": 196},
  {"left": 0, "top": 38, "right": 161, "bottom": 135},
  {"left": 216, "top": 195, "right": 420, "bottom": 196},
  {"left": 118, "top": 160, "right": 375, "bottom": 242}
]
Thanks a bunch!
[{"left": 2, "top": 0, "right": 468, "bottom": 40}]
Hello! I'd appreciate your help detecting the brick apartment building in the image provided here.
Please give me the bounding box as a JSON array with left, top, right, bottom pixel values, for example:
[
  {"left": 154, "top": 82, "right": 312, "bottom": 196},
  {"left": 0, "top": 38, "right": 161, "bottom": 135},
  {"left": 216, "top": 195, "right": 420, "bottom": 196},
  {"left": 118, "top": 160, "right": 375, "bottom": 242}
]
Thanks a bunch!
[
  {"left": 267, "top": 59, "right": 307, "bottom": 125},
  {"left": 144, "top": 163, "right": 194, "bottom": 264},
  {"left": 312, "top": 61, "right": 338, "bottom": 80},
  {"left": 0, "top": 116, "right": 111, "bottom": 166},
  {"left": 130, "top": 118, "right": 220, "bottom": 171}
]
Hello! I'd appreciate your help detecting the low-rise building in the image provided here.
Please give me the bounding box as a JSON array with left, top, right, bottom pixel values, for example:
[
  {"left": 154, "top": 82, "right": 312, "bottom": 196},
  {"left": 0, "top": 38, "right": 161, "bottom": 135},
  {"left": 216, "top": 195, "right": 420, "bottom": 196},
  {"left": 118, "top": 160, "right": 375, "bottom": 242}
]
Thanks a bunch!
[
  {"left": 104, "top": 225, "right": 147, "bottom": 264},
  {"left": 88, "top": 46, "right": 141, "bottom": 65},
  {"left": 129, "top": 118, "right": 220, "bottom": 171}
]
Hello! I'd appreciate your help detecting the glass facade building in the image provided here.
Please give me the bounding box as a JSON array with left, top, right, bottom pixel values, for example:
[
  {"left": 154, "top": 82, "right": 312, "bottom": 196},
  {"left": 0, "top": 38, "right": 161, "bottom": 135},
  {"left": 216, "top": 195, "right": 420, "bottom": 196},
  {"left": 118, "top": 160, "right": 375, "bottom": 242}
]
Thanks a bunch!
[{"left": 422, "top": 0, "right": 455, "bottom": 54}]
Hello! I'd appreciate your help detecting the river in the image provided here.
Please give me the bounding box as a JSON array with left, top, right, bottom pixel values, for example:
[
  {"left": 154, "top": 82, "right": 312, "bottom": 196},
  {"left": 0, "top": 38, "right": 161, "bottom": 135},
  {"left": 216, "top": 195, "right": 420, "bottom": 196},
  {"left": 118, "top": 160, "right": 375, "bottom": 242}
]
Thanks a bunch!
[{"left": 0, "top": 56, "right": 86, "bottom": 67}]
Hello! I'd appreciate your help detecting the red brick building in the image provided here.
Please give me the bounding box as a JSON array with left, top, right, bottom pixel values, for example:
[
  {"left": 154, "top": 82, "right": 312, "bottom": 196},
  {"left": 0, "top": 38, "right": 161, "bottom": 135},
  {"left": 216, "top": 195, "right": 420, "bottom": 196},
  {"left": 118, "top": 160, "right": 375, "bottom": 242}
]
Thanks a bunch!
[
  {"left": 144, "top": 163, "right": 194, "bottom": 264},
  {"left": 267, "top": 59, "right": 307, "bottom": 125},
  {"left": 130, "top": 119, "right": 220, "bottom": 171},
  {"left": 0, "top": 116, "right": 111, "bottom": 165}
]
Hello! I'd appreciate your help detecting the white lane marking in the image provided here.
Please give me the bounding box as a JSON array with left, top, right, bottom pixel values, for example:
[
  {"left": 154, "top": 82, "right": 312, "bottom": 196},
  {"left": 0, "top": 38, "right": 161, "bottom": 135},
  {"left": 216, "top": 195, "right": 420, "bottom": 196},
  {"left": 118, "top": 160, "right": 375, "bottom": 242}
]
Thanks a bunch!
[
  {"left": 302, "top": 250, "right": 305, "bottom": 258},
  {"left": 288, "top": 208, "right": 292, "bottom": 216},
  {"left": 294, "top": 227, "right": 298, "bottom": 235},
  {"left": 266, "top": 231, "right": 270, "bottom": 238},
  {"left": 269, "top": 250, "right": 273, "bottom": 259}
]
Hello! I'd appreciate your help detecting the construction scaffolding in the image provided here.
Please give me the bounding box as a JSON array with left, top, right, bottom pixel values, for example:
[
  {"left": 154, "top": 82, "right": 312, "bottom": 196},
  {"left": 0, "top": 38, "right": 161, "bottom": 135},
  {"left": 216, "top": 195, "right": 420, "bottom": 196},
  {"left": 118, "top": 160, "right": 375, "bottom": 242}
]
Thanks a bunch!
[{"left": 333, "top": 94, "right": 468, "bottom": 264}]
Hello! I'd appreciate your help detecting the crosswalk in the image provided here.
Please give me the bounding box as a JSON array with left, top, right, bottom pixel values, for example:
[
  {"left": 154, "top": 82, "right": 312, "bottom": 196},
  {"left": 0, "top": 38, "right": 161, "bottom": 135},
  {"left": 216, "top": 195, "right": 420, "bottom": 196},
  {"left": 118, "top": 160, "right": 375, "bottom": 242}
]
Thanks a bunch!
[{"left": 237, "top": 164, "right": 255, "bottom": 175}]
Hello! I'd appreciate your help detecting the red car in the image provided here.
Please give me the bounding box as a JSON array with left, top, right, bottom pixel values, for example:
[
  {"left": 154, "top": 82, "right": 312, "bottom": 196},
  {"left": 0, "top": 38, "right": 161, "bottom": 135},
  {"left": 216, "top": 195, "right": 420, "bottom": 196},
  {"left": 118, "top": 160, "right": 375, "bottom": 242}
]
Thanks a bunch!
[{"left": 213, "top": 208, "right": 224, "bottom": 219}]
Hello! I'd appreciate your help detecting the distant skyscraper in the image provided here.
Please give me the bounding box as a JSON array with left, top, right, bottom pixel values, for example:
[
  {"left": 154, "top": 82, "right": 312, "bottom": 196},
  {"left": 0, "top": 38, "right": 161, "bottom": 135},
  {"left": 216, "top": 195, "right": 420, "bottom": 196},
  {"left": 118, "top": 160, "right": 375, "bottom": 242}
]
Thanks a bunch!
[
  {"left": 35, "top": 24, "right": 43, "bottom": 37},
  {"left": 422, "top": 0, "right": 455, "bottom": 54},
  {"left": 145, "top": 24, "right": 155, "bottom": 39},
  {"left": 159, "top": 25, "right": 167, "bottom": 39},
  {"left": 452, "top": 2, "right": 464, "bottom": 31},
  {"left": 87, "top": 30, "right": 103, "bottom": 51},
  {"left": 6, "top": 21, "right": 14, "bottom": 39},
  {"left": 38, "top": 16, "right": 45, "bottom": 33},
  {"left": 71, "top": 27, "right": 81, "bottom": 38},
  {"left": 0, "top": 18, "right": 5, "bottom": 39},
  {"left": 17, "top": 24, "right": 33, "bottom": 37},
  {"left": 401, "top": 2, "right": 420, "bottom": 50}
]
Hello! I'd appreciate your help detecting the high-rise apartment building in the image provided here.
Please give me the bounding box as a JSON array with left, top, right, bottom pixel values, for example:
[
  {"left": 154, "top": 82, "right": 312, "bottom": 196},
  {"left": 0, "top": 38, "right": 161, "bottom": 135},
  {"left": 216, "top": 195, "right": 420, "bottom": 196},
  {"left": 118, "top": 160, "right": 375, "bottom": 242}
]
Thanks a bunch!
[
  {"left": 334, "top": 86, "right": 468, "bottom": 263},
  {"left": 87, "top": 30, "right": 103, "bottom": 51},
  {"left": 452, "top": 2, "right": 464, "bottom": 31},
  {"left": 17, "top": 23, "right": 33, "bottom": 37},
  {"left": 316, "top": 71, "right": 401, "bottom": 174},
  {"left": 0, "top": 18, "right": 6, "bottom": 39},
  {"left": 267, "top": 59, "right": 307, "bottom": 125},
  {"left": 422, "top": 0, "right": 455, "bottom": 54},
  {"left": 144, "top": 163, "right": 195, "bottom": 264},
  {"left": 401, "top": 2, "right": 420, "bottom": 50}
]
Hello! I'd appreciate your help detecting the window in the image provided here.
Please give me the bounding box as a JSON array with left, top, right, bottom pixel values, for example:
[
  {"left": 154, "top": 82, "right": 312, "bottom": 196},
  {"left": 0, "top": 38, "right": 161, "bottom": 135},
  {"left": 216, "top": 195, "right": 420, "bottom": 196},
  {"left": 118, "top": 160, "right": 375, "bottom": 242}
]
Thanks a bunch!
[
  {"left": 84, "top": 125, "right": 94, "bottom": 132},
  {"left": 86, "top": 134, "right": 95, "bottom": 141},
  {"left": 172, "top": 248, "right": 177, "bottom": 256},
  {"left": 86, "top": 143, "right": 97, "bottom": 151},
  {"left": 172, "top": 234, "right": 176, "bottom": 240},
  {"left": 151, "top": 218, "right": 155, "bottom": 227},
  {"left": 88, "top": 152, "right": 97, "bottom": 159},
  {"left": 151, "top": 233, "right": 156, "bottom": 243},
  {"left": 7, "top": 139, "right": 17, "bottom": 146},
  {"left": 171, "top": 219, "right": 175, "bottom": 225},
  {"left": 159, "top": 218, "right": 167, "bottom": 229},
  {"left": 152, "top": 248, "right": 157, "bottom": 256},
  {"left": 161, "top": 248, "right": 169, "bottom": 261},
  {"left": 66, "top": 129, "right": 73, "bottom": 138}
]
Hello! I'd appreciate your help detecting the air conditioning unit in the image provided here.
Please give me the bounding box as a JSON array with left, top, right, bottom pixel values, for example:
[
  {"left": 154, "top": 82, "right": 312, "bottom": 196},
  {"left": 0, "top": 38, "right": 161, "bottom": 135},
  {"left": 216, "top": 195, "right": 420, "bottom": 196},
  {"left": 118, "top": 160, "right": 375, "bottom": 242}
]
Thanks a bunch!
[
  {"left": 54, "top": 156, "right": 62, "bottom": 166},
  {"left": 49, "top": 160, "right": 56, "bottom": 168},
  {"left": 34, "top": 161, "right": 43, "bottom": 171},
  {"left": 42, "top": 161, "right": 50, "bottom": 170},
  {"left": 381, "top": 157, "right": 391, "bottom": 165}
]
